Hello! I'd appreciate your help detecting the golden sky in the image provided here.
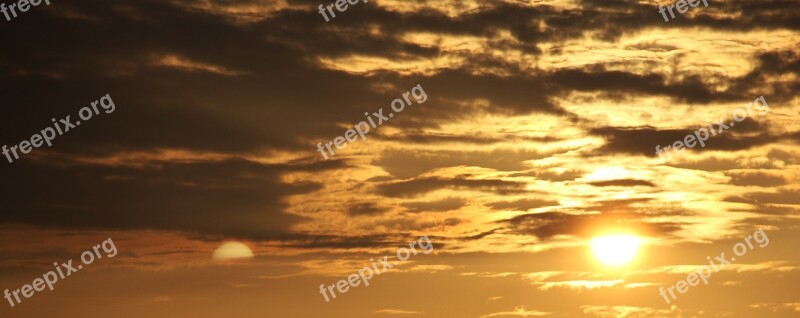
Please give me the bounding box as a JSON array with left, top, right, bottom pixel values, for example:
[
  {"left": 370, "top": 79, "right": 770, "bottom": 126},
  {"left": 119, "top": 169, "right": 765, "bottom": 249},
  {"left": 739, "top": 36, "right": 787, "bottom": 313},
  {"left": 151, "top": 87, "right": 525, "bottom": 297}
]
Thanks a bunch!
[{"left": 0, "top": 0, "right": 799, "bottom": 317}]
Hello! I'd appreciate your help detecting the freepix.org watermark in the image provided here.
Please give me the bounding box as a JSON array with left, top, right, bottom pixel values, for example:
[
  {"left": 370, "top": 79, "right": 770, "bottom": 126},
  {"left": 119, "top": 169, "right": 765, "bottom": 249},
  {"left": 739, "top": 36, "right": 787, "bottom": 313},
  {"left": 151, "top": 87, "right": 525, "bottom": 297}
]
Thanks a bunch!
[
  {"left": 317, "top": 0, "right": 368, "bottom": 22},
  {"left": 658, "top": 0, "right": 709, "bottom": 23},
  {"left": 1, "top": 0, "right": 52, "bottom": 22},
  {"left": 318, "top": 235, "right": 433, "bottom": 302},
  {"left": 2, "top": 93, "right": 116, "bottom": 164},
  {"left": 316, "top": 84, "right": 427, "bottom": 160},
  {"left": 658, "top": 229, "right": 770, "bottom": 304},
  {"left": 3, "top": 238, "right": 118, "bottom": 308},
  {"left": 655, "top": 96, "right": 769, "bottom": 161}
]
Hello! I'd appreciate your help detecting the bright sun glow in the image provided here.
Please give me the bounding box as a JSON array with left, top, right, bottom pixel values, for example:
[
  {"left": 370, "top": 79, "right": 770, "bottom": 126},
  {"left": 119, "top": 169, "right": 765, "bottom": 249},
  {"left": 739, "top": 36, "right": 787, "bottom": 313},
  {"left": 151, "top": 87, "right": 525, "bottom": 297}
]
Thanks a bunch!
[
  {"left": 212, "top": 241, "right": 254, "bottom": 260},
  {"left": 590, "top": 234, "right": 641, "bottom": 267}
]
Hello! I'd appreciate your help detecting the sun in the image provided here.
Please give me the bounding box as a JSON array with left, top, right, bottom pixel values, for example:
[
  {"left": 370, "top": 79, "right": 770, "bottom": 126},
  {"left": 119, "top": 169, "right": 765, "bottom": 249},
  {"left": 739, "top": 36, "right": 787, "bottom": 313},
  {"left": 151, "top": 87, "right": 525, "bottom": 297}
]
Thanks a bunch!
[
  {"left": 590, "top": 234, "right": 641, "bottom": 267},
  {"left": 212, "top": 241, "right": 254, "bottom": 261}
]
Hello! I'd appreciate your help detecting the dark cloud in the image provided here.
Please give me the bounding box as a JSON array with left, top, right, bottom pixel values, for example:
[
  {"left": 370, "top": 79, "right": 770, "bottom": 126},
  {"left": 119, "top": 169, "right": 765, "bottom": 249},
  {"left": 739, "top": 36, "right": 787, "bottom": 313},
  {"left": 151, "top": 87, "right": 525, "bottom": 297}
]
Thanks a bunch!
[
  {"left": 549, "top": 69, "right": 722, "bottom": 104},
  {"left": 499, "top": 211, "right": 682, "bottom": 240},
  {"left": 725, "top": 172, "right": 787, "bottom": 187},
  {"left": 590, "top": 123, "right": 778, "bottom": 158},
  {"left": 588, "top": 198, "right": 656, "bottom": 214},
  {"left": 378, "top": 176, "right": 526, "bottom": 198},
  {"left": 0, "top": 158, "right": 319, "bottom": 239},
  {"left": 669, "top": 157, "right": 746, "bottom": 171},
  {"left": 738, "top": 189, "right": 800, "bottom": 205},
  {"left": 375, "top": 149, "right": 549, "bottom": 179},
  {"left": 402, "top": 197, "right": 466, "bottom": 213},
  {"left": 347, "top": 202, "right": 386, "bottom": 216},
  {"left": 379, "top": 132, "right": 560, "bottom": 145},
  {"left": 282, "top": 234, "right": 395, "bottom": 249},
  {"left": 496, "top": 196, "right": 692, "bottom": 239},
  {"left": 487, "top": 198, "right": 559, "bottom": 211},
  {"left": 509, "top": 169, "right": 584, "bottom": 182},
  {"left": 588, "top": 179, "right": 656, "bottom": 187},
  {"left": 453, "top": 229, "right": 500, "bottom": 241}
]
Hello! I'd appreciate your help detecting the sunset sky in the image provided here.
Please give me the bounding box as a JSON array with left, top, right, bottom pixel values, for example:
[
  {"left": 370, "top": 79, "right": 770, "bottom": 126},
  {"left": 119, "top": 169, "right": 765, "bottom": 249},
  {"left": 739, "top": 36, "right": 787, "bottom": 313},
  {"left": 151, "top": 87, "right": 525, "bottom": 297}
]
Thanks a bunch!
[{"left": 1, "top": 0, "right": 799, "bottom": 317}]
